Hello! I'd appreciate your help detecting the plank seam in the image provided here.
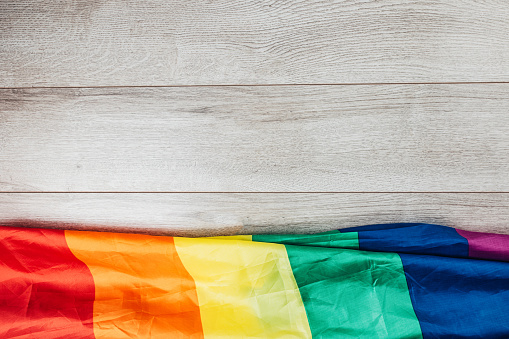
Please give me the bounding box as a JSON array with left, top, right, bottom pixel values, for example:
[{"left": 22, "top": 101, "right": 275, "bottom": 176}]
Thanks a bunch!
[
  {"left": 2, "top": 82, "right": 509, "bottom": 90},
  {"left": 2, "top": 192, "right": 509, "bottom": 194}
]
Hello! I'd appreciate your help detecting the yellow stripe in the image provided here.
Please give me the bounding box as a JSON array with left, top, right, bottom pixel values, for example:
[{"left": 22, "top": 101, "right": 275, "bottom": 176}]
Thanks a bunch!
[
  {"left": 205, "top": 235, "right": 252, "bottom": 241},
  {"left": 174, "top": 237, "right": 312, "bottom": 338}
]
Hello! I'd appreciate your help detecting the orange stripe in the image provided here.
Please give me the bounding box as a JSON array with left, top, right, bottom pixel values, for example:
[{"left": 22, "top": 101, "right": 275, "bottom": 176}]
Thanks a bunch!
[{"left": 65, "top": 231, "right": 203, "bottom": 339}]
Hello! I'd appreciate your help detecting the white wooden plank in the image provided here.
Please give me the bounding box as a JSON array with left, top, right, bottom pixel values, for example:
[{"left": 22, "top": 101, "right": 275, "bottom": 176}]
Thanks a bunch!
[
  {"left": 1, "top": 84, "right": 508, "bottom": 192},
  {"left": 1, "top": 0, "right": 509, "bottom": 86},
  {"left": 1, "top": 193, "right": 508, "bottom": 235}
]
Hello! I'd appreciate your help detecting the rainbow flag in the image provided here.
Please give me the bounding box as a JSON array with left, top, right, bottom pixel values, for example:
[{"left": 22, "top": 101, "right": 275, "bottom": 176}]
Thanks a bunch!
[{"left": 1, "top": 223, "right": 509, "bottom": 338}]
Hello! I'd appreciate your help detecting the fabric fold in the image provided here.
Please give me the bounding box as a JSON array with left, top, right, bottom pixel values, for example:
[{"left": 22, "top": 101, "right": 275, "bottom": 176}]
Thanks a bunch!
[{"left": 0, "top": 223, "right": 508, "bottom": 338}]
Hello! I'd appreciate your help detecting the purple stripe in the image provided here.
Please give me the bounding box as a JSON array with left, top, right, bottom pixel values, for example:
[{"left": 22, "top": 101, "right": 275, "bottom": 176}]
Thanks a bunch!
[{"left": 456, "top": 229, "right": 509, "bottom": 261}]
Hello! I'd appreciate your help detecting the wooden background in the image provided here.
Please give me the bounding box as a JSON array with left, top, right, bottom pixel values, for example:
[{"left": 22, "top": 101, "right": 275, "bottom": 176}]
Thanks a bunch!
[{"left": 1, "top": 0, "right": 508, "bottom": 235}]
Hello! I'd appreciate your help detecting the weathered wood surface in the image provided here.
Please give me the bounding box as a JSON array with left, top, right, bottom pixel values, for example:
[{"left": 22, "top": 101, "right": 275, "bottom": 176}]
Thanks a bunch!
[
  {"left": 2, "top": 1, "right": 509, "bottom": 234},
  {"left": 1, "top": 193, "right": 508, "bottom": 235},
  {"left": 1, "top": 0, "right": 509, "bottom": 87},
  {"left": 1, "top": 84, "right": 508, "bottom": 192}
]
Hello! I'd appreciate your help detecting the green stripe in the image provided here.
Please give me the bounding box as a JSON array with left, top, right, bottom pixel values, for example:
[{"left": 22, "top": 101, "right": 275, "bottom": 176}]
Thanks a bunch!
[
  {"left": 284, "top": 245, "right": 423, "bottom": 339},
  {"left": 253, "top": 230, "right": 359, "bottom": 249}
]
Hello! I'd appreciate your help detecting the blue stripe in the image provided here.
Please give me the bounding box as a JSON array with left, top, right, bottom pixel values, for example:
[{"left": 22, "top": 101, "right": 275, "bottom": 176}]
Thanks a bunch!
[
  {"left": 399, "top": 253, "right": 509, "bottom": 338},
  {"left": 345, "top": 223, "right": 469, "bottom": 257},
  {"left": 341, "top": 223, "right": 425, "bottom": 233}
]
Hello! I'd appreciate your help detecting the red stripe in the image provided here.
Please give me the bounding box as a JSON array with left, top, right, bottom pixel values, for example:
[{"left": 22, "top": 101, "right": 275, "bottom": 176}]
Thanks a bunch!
[{"left": 0, "top": 226, "right": 95, "bottom": 338}]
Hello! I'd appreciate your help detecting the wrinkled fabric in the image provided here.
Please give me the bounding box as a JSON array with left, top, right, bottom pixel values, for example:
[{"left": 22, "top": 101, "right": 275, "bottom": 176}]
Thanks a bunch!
[{"left": 0, "top": 223, "right": 508, "bottom": 338}]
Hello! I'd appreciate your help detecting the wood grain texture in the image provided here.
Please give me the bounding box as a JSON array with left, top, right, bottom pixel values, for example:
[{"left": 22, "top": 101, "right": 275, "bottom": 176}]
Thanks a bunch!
[
  {"left": 1, "top": 84, "right": 508, "bottom": 192},
  {"left": 1, "top": 0, "right": 509, "bottom": 86},
  {"left": 1, "top": 193, "right": 508, "bottom": 235}
]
